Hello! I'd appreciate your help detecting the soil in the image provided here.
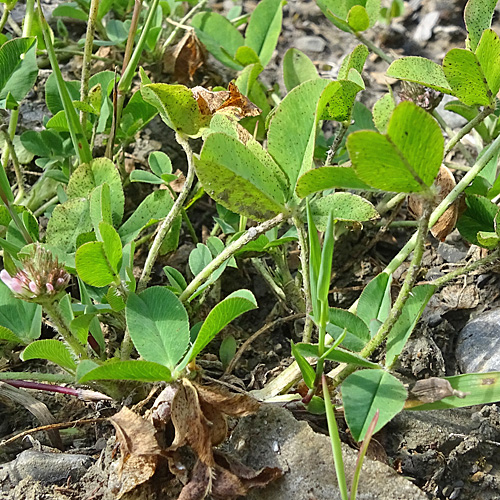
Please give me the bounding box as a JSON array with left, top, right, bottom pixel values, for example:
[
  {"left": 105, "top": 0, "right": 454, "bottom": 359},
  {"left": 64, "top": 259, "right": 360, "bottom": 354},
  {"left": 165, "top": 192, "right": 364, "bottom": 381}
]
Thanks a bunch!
[{"left": 1, "top": 0, "right": 500, "bottom": 499}]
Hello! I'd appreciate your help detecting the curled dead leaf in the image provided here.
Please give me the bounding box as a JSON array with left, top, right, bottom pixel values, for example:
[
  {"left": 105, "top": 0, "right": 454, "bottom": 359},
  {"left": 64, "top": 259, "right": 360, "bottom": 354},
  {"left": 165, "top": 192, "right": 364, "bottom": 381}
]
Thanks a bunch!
[
  {"left": 172, "top": 31, "right": 207, "bottom": 84},
  {"left": 405, "top": 377, "right": 469, "bottom": 408},
  {"left": 408, "top": 165, "right": 459, "bottom": 241},
  {"left": 109, "top": 407, "right": 162, "bottom": 498},
  {"left": 192, "top": 82, "right": 261, "bottom": 120}
]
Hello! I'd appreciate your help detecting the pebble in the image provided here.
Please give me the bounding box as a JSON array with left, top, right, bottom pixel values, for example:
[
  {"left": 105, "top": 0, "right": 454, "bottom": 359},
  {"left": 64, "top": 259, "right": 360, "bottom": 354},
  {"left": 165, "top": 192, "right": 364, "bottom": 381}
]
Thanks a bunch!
[
  {"left": 456, "top": 309, "right": 500, "bottom": 373},
  {"left": 437, "top": 242, "right": 468, "bottom": 264},
  {"left": 2, "top": 449, "right": 94, "bottom": 485},
  {"left": 413, "top": 11, "right": 440, "bottom": 43},
  {"left": 294, "top": 36, "right": 327, "bottom": 53}
]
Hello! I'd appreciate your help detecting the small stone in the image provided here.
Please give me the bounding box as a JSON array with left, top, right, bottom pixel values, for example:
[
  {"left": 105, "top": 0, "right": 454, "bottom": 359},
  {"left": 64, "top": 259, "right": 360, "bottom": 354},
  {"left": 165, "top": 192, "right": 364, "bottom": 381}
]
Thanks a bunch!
[
  {"left": 456, "top": 309, "right": 500, "bottom": 373},
  {"left": 413, "top": 11, "right": 440, "bottom": 43},
  {"left": 294, "top": 36, "right": 327, "bottom": 53},
  {"left": 437, "top": 242, "right": 468, "bottom": 264}
]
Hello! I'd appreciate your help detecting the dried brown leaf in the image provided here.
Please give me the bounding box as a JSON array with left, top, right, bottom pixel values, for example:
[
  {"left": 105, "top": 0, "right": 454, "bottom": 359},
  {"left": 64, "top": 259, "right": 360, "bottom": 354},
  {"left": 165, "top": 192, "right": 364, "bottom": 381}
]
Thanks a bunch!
[
  {"left": 109, "top": 407, "right": 161, "bottom": 498},
  {"left": 195, "top": 384, "right": 260, "bottom": 417},
  {"left": 151, "top": 383, "right": 180, "bottom": 427},
  {"left": 170, "top": 379, "right": 214, "bottom": 466},
  {"left": 172, "top": 31, "right": 207, "bottom": 84},
  {"left": 199, "top": 399, "right": 227, "bottom": 446},
  {"left": 191, "top": 83, "right": 261, "bottom": 120},
  {"left": 408, "top": 165, "right": 458, "bottom": 241},
  {"left": 178, "top": 460, "right": 213, "bottom": 500}
]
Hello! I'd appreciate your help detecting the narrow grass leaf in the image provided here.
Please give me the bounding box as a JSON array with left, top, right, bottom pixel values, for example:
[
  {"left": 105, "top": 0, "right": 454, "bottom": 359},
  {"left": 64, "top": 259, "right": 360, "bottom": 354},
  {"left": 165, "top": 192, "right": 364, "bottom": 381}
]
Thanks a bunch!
[{"left": 78, "top": 360, "right": 172, "bottom": 382}]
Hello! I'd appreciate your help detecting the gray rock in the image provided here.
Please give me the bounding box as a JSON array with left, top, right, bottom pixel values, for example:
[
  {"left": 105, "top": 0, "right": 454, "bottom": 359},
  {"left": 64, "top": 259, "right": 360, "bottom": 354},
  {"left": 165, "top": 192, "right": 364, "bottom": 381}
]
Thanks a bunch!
[
  {"left": 456, "top": 309, "right": 500, "bottom": 373},
  {"left": 437, "top": 242, "right": 468, "bottom": 264},
  {"left": 294, "top": 36, "right": 327, "bottom": 53},
  {"left": 2, "top": 449, "right": 94, "bottom": 485},
  {"left": 436, "top": 94, "right": 467, "bottom": 129},
  {"left": 226, "top": 405, "right": 428, "bottom": 500}
]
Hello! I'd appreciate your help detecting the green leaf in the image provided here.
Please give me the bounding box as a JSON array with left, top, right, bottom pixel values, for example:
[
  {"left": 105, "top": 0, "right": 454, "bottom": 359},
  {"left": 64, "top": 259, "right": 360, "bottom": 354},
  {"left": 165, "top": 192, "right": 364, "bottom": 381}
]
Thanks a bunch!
[
  {"left": 185, "top": 289, "right": 257, "bottom": 365},
  {"left": 245, "top": 0, "right": 284, "bottom": 67},
  {"left": 296, "top": 166, "right": 373, "bottom": 198},
  {"left": 22, "top": 339, "right": 76, "bottom": 371},
  {"left": 78, "top": 360, "right": 172, "bottom": 382},
  {"left": 327, "top": 307, "right": 370, "bottom": 352},
  {"left": 464, "top": 0, "right": 497, "bottom": 51},
  {"left": 308, "top": 193, "right": 379, "bottom": 230},
  {"left": 475, "top": 29, "right": 500, "bottom": 97},
  {"left": 291, "top": 340, "right": 316, "bottom": 389},
  {"left": 90, "top": 184, "right": 113, "bottom": 238},
  {"left": 141, "top": 83, "right": 206, "bottom": 136},
  {"left": 149, "top": 151, "right": 172, "bottom": 177},
  {"left": 457, "top": 194, "right": 500, "bottom": 247},
  {"left": 234, "top": 46, "right": 261, "bottom": 66},
  {"left": 126, "top": 286, "right": 190, "bottom": 370},
  {"left": 45, "top": 72, "right": 80, "bottom": 114},
  {"left": 342, "top": 370, "right": 407, "bottom": 441},
  {"left": 268, "top": 79, "right": 329, "bottom": 195},
  {"left": 318, "top": 79, "right": 364, "bottom": 122},
  {"left": 235, "top": 62, "right": 263, "bottom": 95},
  {"left": 347, "top": 5, "right": 369, "bottom": 32},
  {"left": 45, "top": 198, "right": 92, "bottom": 252},
  {"left": 0, "top": 326, "right": 22, "bottom": 343},
  {"left": 444, "top": 100, "right": 490, "bottom": 142},
  {"left": 118, "top": 190, "right": 174, "bottom": 245},
  {"left": 130, "top": 170, "right": 163, "bottom": 184},
  {"left": 0, "top": 37, "right": 38, "bottom": 106},
  {"left": 0, "top": 279, "right": 41, "bottom": 343},
  {"left": 283, "top": 48, "right": 319, "bottom": 92},
  {"left": 386, "top": 284, "right": 436, "bottom": 367},
  {"left": 163, "top": 266, "right": 187, "bottom": 293},
  {"left": 66, "top": 158, "right": 124, "bottom": 226},
  {"left": 407, "top": 372, "right": 500, "bottom": 410},
  {"left": 442, "top": 48, "right": 491, "bottom": 106},
  {"left": 219, "top": 335, "right": 236, "bottom": 370},
  {"left": 98, "top": 222, "right": 122, "bottom": 273},
  {"left": 294, "top": 343, "right": 380, "bottom": 369},
  {"left": 386, "top": 57, "right": 452, "bottom": 93},
  {"left": 338, "top": 44, "right": 368, "bottom": 80},
  {"left": 191, "top": 11, "right": 244, "bottom": 70},
  {"left": 195, "top": 133, "right": 287, "bottom": 221},
  {"left": 347, "top": 101, "right": 443, "bottom": 193},
  {"left": 53, "top": 4, "right": 88, "bottom": 20},
  {"left": 75, "top": 241, "right": 119, "bottom": 287},
  {"left": 372, "top": 93, "right": 395, "bottom": 133},
  {"left": 356, "top": 272, "right": 392, "bottom": 330}
]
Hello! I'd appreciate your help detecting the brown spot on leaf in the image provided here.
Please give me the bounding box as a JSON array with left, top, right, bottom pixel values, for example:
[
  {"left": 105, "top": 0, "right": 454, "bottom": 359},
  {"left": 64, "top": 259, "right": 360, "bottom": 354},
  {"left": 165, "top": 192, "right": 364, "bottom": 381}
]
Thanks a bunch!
[{"left": 482, "top": 378, "right": 495, "bottom": 385}]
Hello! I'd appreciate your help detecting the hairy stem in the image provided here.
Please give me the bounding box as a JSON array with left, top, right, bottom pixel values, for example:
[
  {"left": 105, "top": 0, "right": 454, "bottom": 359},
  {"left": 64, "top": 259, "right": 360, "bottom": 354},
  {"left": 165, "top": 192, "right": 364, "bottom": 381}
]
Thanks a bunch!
[
  {"left": 293, "top": 216, "right": 314, "bottom": 342},
  {"left": 80, "top": 0, "right": 100, "bottom": 130},
  {"left": 331, "top": 203, "right": 431, "bottom": 389},
  {"left": 179, "top": 213, "right": 286, "bottom": 302},
  {"left": 138, "top": 133, "right": 195, "bottom": 291}
]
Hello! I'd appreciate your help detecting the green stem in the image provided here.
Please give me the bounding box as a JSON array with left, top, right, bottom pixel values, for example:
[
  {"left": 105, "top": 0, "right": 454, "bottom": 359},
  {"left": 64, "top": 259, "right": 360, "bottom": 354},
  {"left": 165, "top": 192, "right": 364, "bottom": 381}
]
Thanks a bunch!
[
  {"left": 166, "top": 184, "right": 198, "bottom": 244},
  {"left": 355, "top": 31, "right": 393, "bottom": 64},
  {"left": 322, "top": 375, "right": 349, "bottom": 500},
  {"left": 179, "top": 213, "right": 286, "bottom": 302},
  {"left": 120, "top": 328, "right": 134, "bottom": 360},
  {"left": 0, "top": 5, "right": 10, "bottom": 32},
  {"left": 331, "top": 203, "right": 431, "bottom": 389},
  {"left": 38, "top": 0, "right": 92, "bottom": 164},
  {"left": 325, "top": 120, "right": 349, "bottom": 166},
  {"left": 293, "top": 216, "right": 314, "bottom": 342},
  {"left": 0, "top": 371, "right": 74, "bottom": 384},
  {"left": 444, "top": 106, "right": 494, "bottom": 157},
  {"left": 44, "top": 300, "right": 88, "bottom": 359},
  {"left": 0, "top": 125, "right": 24, "bottom": 201},
  {"left": 80, "top": 0, "right": 100, "bottom": 130},
  {"left": 106, "top": 0, "right": 158, "bottom": 158},
  {"left": 138, "top": 133, "right": 195, "bottom": 292},
  {"left": 251, "top": 257, "right": 287, "bottom": 303}
]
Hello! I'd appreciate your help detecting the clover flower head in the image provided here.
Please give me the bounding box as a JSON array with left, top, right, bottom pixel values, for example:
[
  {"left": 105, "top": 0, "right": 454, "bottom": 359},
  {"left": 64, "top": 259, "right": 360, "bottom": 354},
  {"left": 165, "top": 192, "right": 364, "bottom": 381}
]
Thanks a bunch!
[
  {"left": 399, "top": 82, "right": 443, "bottom": 112},
  {"left": 0, "top": 245, "right": 70, "bottom": 302}
]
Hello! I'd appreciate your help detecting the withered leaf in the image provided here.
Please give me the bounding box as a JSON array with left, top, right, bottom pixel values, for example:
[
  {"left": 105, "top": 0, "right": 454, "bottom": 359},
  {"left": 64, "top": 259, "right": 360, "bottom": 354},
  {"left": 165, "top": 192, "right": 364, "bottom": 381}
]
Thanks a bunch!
[
  {"left": 408, "top": 165, "right": 458, "bottom": 241},
  {"left": 406, "top": 377, "right": 469, "bottom": 408},
  {"left": 150, "top": 383, "right": 180, "bottom": 427},
  {"left": 195, "top": 383, "right": 260, "bottom": 417},
  {"left": 191, "top": 82, "right": 261, "bottom": 120},
  {"left": 177, "top": 460, "right": 213, "bottom": 500},
  {"left": 109, "top": 406, "right": 162, "bottom": 498},
  {"left": 170, "top": 378, "right": 214, "bottom": 466},
  {"left": 199, "top": 399, "right": 228, "bottom": 446},
  {"left": 173, "top": 31, "right": 207, "bottom": 85}
]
